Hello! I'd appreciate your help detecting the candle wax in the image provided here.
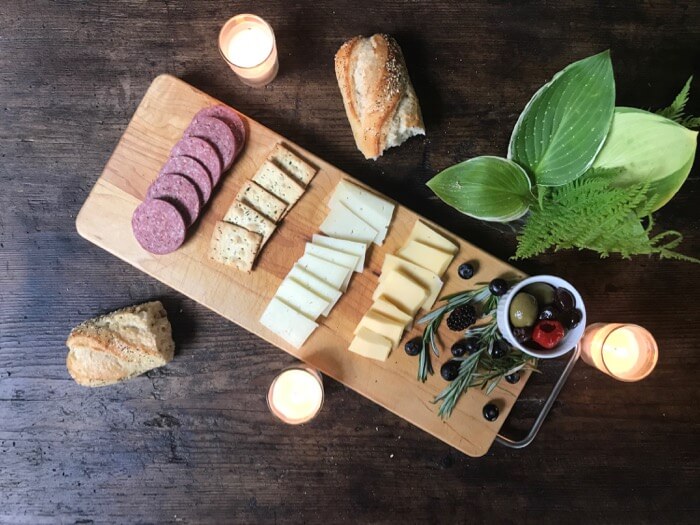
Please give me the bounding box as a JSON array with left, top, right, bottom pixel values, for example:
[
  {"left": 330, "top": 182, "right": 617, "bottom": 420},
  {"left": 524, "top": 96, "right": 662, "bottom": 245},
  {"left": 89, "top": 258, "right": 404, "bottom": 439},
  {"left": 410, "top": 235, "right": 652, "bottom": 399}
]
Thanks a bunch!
[
  {"left": 270, "top": 369, "right": 323, "bottom": 422},
  {"left": 226, "top": 23, "right": 273, "bottom": 68},
  {"left": 602, "top": 328, "right": 641, "bottom": 377}
]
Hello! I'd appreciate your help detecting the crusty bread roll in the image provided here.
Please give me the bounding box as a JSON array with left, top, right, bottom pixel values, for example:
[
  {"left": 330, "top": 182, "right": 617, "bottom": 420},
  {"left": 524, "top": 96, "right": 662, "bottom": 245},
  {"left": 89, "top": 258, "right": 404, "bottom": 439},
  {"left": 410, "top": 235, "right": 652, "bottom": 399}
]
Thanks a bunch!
[
  {"left": 335, "top": 34, "right": 425, "bottom": 160},
  {"left": 66, "top": 301, "right": 175, "bottom": 387}
]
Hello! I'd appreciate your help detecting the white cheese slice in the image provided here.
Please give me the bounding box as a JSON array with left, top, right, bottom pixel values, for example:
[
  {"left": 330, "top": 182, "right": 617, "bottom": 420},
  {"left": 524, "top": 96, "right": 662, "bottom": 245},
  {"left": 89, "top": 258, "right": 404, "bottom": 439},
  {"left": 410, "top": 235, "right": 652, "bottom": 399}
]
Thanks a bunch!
[
  {"left": 305, "top": 243, "right": 359, "bottom": 278},
  {"left": 274, "top": 278, "right": 330, "bottom": 320},
  {"left": 372, "top": 270, "right": 428, "bottom": 316},
  {"left": 379, "top": 254, "right": 444, "bottom": 309},
  {"left": 408, "top": 220, "right": 459, "bottom": 254},
  {"left": 259, "top": 297, "right": 318, "bottom": 348},
  {"left": 371, "top": 297, "right": 414, "bottom": 327},
  {"left": 296, "top": 253, "right": 352, "bottom": 291},
  {"left": 319, "top": 201, "right": 378, "bottom": 245},
  {"left": 312, "top": 234, "right": 366, "bottom": 272},
  {"left": 353, "top": 310, "right": 406, "bottom": 348},
  {"left": 349, "top": 327, "right": 393, "bottom": 361},
  {"left": 329, "top": 180, "right": 395, "bottom": 245},
  {"left": 288, "top": 265, "right": 343, "bottom": 316},
  {"left": 397, "top": 240, "right": 454, "bottom": 277}
]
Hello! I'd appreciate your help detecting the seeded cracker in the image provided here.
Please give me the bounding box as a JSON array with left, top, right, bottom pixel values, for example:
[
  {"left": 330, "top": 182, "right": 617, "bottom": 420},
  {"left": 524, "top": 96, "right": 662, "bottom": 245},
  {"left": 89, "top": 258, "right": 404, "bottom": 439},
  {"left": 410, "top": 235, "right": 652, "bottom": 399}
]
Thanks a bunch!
[
  {"left": 236, "top": 181, "right": 287, "bottom": 222},
  {"left": 269, "top": 143, "right": 317, "bottom": 186},
  {"left": 252, "top": 160, "right": 305, "bottom": 210},
  {"left": 208, "top": 221, "right": 262, "bottom": 272},
  {"left": 224, "top": 200, "right": 276, "bottom": 245}
]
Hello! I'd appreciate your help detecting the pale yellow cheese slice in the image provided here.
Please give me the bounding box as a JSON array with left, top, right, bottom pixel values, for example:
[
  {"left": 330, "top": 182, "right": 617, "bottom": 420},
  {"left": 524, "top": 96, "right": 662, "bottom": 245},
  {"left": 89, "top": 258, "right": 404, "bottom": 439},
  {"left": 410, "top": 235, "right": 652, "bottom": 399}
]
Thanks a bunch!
[
  {"left": 378, "top": 254, "right": 443, "bottom": 310},
  {"left": 349, "top": 327, "right": 393, "bottom": 362},
  {"left": 408, "top": 220, "right": 459, "bottom": 254},
  {"left": 371, "top": 297, "right": 414, "bottom": 327},
  {"left": 398, "top": 240, "right": 453, "bottom": 277},
  {"left": 260, "top": 298, "right": 318, "bottom": 349},
  {"left": 353, "top": 310, "right": 406, "bottom": 347},
  {"left": 372, "top": 270, "right": 428, "bottom": 316},
  {"left": 274, "top": 277, "right": 330, "bottom": 320}
]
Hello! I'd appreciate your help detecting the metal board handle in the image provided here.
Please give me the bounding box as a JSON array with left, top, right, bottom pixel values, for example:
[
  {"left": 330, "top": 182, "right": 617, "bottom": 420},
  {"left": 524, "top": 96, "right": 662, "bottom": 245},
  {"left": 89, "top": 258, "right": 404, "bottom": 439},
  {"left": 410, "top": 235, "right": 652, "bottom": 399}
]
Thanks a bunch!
[{"left": 496, "top": 344, "right": 581, "bottom": 449}]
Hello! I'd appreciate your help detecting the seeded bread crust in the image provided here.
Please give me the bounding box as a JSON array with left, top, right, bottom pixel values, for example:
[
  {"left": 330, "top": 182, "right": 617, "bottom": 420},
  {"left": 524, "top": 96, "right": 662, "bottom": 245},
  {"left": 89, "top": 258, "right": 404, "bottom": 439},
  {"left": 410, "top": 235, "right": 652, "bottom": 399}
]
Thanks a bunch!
[
  {"left": 65, "top": 301, "right": 175, "bottom": 387},
  {"left": 335, "top": 34, "right": 425, "bottom": 160}
]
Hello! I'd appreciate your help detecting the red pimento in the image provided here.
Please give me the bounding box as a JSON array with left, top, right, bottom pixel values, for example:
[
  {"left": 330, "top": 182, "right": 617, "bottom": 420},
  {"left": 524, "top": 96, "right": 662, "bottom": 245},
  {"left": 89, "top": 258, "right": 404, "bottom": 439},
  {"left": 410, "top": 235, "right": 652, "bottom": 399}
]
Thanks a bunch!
[{"left": 532, "top": 320, "right": 565, "bottom": 349}]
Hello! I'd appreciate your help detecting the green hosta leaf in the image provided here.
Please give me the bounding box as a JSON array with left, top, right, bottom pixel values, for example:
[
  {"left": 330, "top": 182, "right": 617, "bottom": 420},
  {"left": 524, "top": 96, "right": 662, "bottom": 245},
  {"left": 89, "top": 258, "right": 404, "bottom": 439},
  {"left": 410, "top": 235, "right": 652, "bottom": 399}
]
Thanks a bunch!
[
  {"left": 508, "top": 50, "right": 616, "bottom": 186},
  {"left": 427, "top": 156, "right": 533, "bottom": 222},
  {"left": 593, "top": 107, "right": 698, "bottom": 211}
]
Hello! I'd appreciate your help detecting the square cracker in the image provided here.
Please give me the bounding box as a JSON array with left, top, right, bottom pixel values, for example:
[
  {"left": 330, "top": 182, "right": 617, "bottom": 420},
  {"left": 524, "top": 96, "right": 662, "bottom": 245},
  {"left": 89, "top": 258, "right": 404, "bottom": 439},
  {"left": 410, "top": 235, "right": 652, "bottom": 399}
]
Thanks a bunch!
[
  {"left": 269, "top": 143, "right": 317, "bottom": 186},
  {"left": 208, "top": 221, "right": 262, "bottom": 272},
  {"left": 252, "top": 160, "right": 305, "bottom": 209},
  {"left": 236, "top": 180, "right": 287, "bottom": 222},
  {"left": 224, "top": 200, "right": 276, "bottom": 246}
]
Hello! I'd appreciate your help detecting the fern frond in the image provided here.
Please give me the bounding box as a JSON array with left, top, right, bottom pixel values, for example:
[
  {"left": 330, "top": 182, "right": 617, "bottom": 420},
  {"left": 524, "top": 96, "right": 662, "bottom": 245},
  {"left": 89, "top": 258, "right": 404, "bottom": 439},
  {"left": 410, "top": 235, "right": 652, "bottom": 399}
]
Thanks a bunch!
[
  {"left": 680, "top": 116, "right": 700, "bottom": 130},
  {"left": 514, "top": 173, "right": 698, "bottom": 262},
  {"left": 657, "top": 76, "right": 692, "bottom": 122}
]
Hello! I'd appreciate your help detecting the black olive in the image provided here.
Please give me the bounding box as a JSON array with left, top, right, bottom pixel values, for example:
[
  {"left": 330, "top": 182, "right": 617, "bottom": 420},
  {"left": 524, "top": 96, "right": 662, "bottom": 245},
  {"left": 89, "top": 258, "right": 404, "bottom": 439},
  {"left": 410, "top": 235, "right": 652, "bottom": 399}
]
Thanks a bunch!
[
  {"left": 404, "top": 337, "right": 422, "bottom": 356},
  {"left": 505, "top": 372, "right": 521, "bottom": 384},
  {"left": 489, "top": 278, "right": 509, "bottom": 296},
  {"left": 554, "top": 287, "right": 576, "bottom": 312},
  {"left": 483, "top": 403, "right": 499, "bottom": 421},
  {"left": 440, "top": 360, "right": 461, "bottom": 381},
  {"left": 458, "top": 263, "right": 475, "bottom": 279}
]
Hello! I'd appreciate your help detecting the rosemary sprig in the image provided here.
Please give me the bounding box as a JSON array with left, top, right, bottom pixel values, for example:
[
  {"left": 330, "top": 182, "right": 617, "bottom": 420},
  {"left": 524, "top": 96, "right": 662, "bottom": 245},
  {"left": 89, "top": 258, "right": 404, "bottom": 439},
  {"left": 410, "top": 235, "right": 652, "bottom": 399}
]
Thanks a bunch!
[
  {"left": 415, "top": 285, "right": 492, "bottom": 382},
  {"left": 415, "top": 279, "right": 538, "bottom": 418}
]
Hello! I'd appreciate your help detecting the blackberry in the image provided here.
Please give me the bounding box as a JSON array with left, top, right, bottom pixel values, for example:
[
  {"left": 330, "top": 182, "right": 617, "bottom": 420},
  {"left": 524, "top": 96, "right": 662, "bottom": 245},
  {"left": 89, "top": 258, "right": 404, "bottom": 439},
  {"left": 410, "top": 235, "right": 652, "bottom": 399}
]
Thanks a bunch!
[{"left": 446, "top": 304, "right": 477, "bottom": 331}]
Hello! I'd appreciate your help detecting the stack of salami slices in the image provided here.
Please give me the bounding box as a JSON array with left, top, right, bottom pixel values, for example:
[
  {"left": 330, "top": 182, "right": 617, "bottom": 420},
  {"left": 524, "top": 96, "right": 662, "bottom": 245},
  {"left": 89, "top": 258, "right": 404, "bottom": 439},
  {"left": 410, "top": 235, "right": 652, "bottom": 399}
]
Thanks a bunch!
[{"left": 132, "top": 105, "right": 246, "bottom": 255}]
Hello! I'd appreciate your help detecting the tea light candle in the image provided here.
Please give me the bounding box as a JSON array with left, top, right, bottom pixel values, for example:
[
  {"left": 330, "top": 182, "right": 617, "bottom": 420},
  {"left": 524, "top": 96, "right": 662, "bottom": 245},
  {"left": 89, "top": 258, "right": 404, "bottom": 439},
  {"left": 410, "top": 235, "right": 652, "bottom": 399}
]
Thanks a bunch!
[
  {"left": 267, "top": 366, "right": 324, "bottom": 424},
  {"left": 218, "top": 14, "right": 279, "bottom": 87},
  {"left": 579, "top": 323, "right": 658, "bottom": 382}
]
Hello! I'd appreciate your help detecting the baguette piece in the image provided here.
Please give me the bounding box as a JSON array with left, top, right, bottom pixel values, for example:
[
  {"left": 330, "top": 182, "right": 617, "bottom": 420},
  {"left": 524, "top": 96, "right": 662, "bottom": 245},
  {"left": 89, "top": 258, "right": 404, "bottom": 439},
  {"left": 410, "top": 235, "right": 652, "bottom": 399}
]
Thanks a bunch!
[
  {"left": 335, "top": 34, "right": 425, "bottom": 160},
  {"left": 66, "top": 301, "right": 175, "bottom": 387}
]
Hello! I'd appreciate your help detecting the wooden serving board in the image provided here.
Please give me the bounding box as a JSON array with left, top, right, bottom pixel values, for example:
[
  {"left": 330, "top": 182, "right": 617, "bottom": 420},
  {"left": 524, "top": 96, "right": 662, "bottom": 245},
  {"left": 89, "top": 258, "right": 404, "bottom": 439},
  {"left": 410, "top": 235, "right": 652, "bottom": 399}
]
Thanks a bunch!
[{"left": 76, "top": 75, "right": 530, "bottom": 457}]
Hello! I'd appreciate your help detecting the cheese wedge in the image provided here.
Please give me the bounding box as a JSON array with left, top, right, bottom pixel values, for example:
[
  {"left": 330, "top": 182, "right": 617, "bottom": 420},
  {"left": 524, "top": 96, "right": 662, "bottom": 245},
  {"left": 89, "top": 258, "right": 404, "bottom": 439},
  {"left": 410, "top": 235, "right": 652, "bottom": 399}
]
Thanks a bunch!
[
  {"left": 260, "top": 298, "right": 318, "bottom": 348},
  {"left": 372, "top": 270, "right": 428, "bottom": 316},
  {"left": 274, "top": 278, "right": 330, "bottom": 320},
  {"left": 353, "top": 310, "right": 406, "bottom": 347},
  {"left": 297, "top": 253, "right": 352, "bottom": 291},
  {"left": 398, "top": 240, "right": 453, "bottom": 276},
  {"left": 320, "top": 202, "right": 378, "bottom": 244},
  {"left": 288, "top": 265, "right": 342, "bottom": 316},
  {"left": 329, "top": 180, "right": 395, "bottom": 245},
  {"left": 304, "top": 243, "right": 359, "bottom": 284},
  {"left": 349, "top": 327, "right": 393, "bottom": 361},
  {"left": 371, "top": 297, "right": 414, "bottom": 327},
  {"left": 408, "top": 220, "right": 459, "bottom": 254},
  {"left": 312, "top": 234, "right": 366, "bottom": 272},
  {"left": 379, "top": 254, "right": 443, "bottom": 310}
]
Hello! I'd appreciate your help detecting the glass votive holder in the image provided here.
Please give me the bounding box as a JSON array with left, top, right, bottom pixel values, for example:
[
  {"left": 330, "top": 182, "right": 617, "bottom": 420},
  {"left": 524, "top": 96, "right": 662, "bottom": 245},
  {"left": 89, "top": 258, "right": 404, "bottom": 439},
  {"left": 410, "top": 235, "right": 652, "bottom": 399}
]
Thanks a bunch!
[
  {"left": 218, "top": 14, "right": 279, "bottom": 88},
  {"left": 578, "top": 323, "right": 658, "bottom": 382},
  {"left": 267, "top": 364, "right": 324, "bottom": 424}
]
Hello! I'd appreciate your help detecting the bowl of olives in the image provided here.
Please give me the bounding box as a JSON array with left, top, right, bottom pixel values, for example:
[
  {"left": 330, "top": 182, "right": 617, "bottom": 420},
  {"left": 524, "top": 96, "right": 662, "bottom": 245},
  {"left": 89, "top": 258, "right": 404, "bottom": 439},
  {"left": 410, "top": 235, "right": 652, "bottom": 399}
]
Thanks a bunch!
[{"left": 496, "top": 275, "right": 586, "bottom": 359}]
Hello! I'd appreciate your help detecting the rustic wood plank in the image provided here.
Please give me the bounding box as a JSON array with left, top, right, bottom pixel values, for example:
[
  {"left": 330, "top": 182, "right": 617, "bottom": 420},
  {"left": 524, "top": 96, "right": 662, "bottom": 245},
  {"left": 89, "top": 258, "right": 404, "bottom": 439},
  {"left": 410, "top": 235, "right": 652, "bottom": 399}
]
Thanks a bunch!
[{"left": 1, "top": 0, "right": 699, "bottom": 523}]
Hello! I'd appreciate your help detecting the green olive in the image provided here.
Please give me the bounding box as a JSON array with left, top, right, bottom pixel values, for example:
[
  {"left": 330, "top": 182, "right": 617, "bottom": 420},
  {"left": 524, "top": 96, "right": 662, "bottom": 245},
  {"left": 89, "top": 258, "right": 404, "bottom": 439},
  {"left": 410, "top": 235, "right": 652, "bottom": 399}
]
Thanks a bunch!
[
  {"left": 509, "top": 292, "right": 539, "bottom": 327},
  {"left": 522, "top": 282, "right": 555, "bottom": 306}
]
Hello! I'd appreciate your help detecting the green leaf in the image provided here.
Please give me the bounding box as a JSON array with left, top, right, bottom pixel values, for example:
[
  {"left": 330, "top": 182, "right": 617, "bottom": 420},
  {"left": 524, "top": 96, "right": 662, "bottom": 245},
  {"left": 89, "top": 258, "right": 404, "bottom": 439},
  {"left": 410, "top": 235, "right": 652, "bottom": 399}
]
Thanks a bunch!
[
  {"left": 592, "top": 107, "right": 698, "bottom": 211},
  {"left": 657, "top": 76, "right": 692, "bottom": 122},
  {"left": 427, "top": 156, "right": 533, "bottom": 222},
  {"left": 508, "top": 50, "right": 616, "bottom": 187}
]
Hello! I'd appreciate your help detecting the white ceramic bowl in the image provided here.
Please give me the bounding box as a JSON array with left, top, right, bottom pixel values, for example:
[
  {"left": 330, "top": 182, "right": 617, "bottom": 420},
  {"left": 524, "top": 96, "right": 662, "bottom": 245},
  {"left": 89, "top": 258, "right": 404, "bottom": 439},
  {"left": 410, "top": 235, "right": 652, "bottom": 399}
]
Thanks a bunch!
[{"left": 496, "top": 275, "right": 586, "bottom": 359}]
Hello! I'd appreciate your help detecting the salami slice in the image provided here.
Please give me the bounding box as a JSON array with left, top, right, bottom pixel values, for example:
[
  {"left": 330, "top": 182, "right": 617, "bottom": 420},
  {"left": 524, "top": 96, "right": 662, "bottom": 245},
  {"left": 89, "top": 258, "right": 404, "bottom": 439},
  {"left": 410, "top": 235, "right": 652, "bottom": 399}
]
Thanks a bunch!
[
  {"left": 147, "top": 174, "right": 201, "bottom": 227},
  {"left": 171, "top": 136, "right": 222, "bottom": 186},
  {"left": 196, "top": 105, "right": 246, "bottom": 158},
  {"left": 132, "top": 199, "right": 186, "bottom": 255},
  {"left": 185, "top": 116, "right": 237, "bottom": 172},
  {"left": 159, "top": 155, "right": 212, "bottom": 203}
]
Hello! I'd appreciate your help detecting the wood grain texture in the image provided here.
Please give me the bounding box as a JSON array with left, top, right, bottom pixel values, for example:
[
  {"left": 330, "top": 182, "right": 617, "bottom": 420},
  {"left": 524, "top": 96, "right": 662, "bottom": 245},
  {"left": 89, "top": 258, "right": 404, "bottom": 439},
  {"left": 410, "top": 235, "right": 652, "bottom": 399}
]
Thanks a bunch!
[
  {"left": 1, "top": 0, "right": 699, "bottom": 523},
  {"left": 76, "top": 74, "right": 529, "bottom": 458}
]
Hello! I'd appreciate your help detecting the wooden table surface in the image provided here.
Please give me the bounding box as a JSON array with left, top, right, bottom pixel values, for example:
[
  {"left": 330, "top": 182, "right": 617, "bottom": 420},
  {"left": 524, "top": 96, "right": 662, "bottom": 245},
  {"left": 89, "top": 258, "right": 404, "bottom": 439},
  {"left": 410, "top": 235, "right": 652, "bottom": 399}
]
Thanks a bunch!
[{"left": 1, "top": 1, "right": 698, "bottom": 523}]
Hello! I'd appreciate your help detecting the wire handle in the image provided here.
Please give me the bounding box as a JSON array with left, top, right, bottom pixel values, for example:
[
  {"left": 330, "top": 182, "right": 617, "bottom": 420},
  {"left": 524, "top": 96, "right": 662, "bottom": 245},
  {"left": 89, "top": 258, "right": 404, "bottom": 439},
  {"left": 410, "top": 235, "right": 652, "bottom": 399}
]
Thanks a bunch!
[{"left": 496, "top": 344, "right": 581, "bottom": 449}]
